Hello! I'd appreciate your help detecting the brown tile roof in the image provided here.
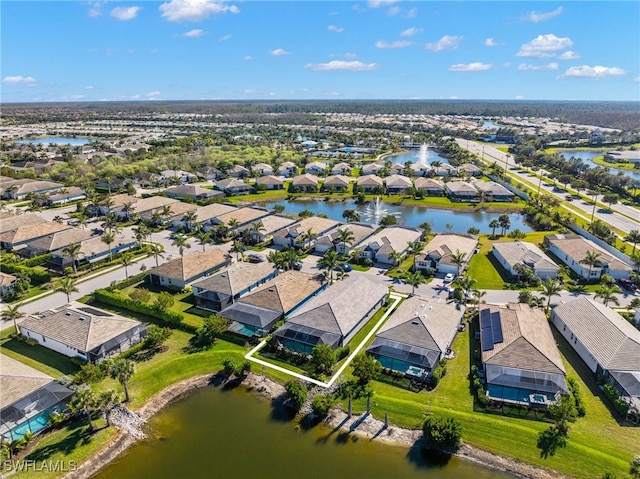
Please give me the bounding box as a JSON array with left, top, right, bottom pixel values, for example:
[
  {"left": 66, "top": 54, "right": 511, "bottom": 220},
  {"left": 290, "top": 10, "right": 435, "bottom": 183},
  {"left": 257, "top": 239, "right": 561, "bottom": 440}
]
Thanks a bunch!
[
  {"left": 149, "top": 249, "right": 231, "bottom": 281},
  {"left": 215, "top": 207, "right": 270, "bottom": 227},
  {"left": 238, "top": 270, "right": 325, "bottom": 313},
  {"left": 356, "top": 174, "right": 383, "bottom": 187},
  {"left": 418, "top": 233, "right": 478, "bottom": 266},
  {"left": 0, "top": 354, "right": 56, "bottom": 409},
  {"left": 192, "top": 261, "right": 277, "bottom": 296},
  {"left": 292, "top": 173, "right": 319, "bottom": 186},
  {"left": 132, "top": 196, "right": 180, "bottom": 214},
  {"left": 193, "top": 203, "right": 238, "bottom": 222},
  {"left": 27, "top": 228, "right": 94, "bottom": 253},
  {"left": 0, "top": 212, "right": 46, "bottom": 234},
  {"left": 0, "top": 221, "right": 71, "bottom": 246},
  {"left": 323, "top": 175, "right": 351, "bottom": 187},
  {"left": 546, "top": 236, "right": 632, "bottom": 274}
]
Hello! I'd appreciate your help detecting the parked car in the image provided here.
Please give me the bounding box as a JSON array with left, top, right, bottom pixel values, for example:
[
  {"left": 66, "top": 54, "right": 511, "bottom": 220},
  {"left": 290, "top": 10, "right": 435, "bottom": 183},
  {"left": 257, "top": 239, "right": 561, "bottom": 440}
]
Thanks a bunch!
[
  {"left": 565, "top": 195, "right": 573, "bottom": 201},
  {"left": 247, "top": 253, "right": 266, "bottom": 263},
  {"left": 618, "top": 278, "right": 637, "bottom": 291},
  {"left": 292, "top": 261, "right": 303, "bottom": 270},
  {"left": 443, "top": 273, "right": 456, "bottom": 283},
  {"left": 338, "top": 263, "right": 352, "bottom": 272}
]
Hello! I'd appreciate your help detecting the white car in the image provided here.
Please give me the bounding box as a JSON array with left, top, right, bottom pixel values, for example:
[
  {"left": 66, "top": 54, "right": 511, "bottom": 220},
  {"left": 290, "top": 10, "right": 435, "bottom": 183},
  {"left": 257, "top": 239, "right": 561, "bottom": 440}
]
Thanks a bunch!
[{"left": 443, "top": 273, "right": 456, "bottom": 283}]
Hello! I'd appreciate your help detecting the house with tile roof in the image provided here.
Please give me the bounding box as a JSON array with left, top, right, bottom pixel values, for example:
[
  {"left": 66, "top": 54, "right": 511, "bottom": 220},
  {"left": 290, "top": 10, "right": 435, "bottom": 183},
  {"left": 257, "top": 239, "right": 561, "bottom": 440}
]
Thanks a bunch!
[
  {"left": 360, "top": 163, "right": 383, "bottom": 176},
  {"left": 291, "top": 173, "right": 320, "bottom": 192},
  {"left": 24, "top": 228, "right": 94, "bottom": 257},
  {"left": 414, "top": 177, "right": 445, "bottom": 196},
  {"left": 322, "top": 174, "right": 351, "bottom": 192},
  {"left": 216, "top": 178, "right": 254, "bottom": 195},
  {"left": 192, "top": 261, "right": 279, "bottom": 312},
  {"left": 20, "top": 302, "right": 147, "bottom": 363},
  {"left": 0, "top": 354, "right": 74, "bottom": 442},
  {"left": 164, "top": 184, "right": 224, "bottom": 201},
  {"left": 551, "top": 297, "right": 640, "bottom": 413},
  {"left": 148, "top": 249, "right": 232, "bottom": 289},
  {"left": 0, "top": 221, "right": 71, "bottom": 251},
  {"left": 255, "top": 175, "right": 285, "bottom": 190},
  {"left": 356, "top": 174, "right": 384, "bottom": 193},
  {"left": 384, "top": 174, "right": 412, "bottom": 195},
  {"left": 251, "top": 163, "right": 274, "bottom": 176},
  {"left": 314, "top": 223, "right": 377, "bottom": 255},
  {"left": 330, "top": 162, "right": 352, "bottom": 176},
  {"left": 445, "top": 181, "right": 480, "bottom": 201},
  {"left": 480, "top": 303, "right": 568, "bottom": 406},
  {"left": 218, "top": 270, "right": 327, "bottom": 337},
  {"left": 275, "top": 275, "right": 386, "bottom": 353},
  {"left": 473, "top": 180, "right": 515, "bottom": 201},
  {"left": 493, "top": 241, "right": 559, "bottom": 280},
  {"left": 0, "top": 272, "right": 18, "bottom": 298},
  {"left": 247, "top": 214, "right": 296, "bottom": 243},
  {"left": 355, "top": 226, "right": 422, "bottom": 265},
  {"left": 48, "top": 232, "right": 137, "bottom": 273},
  {"left": 304, "top": 161, "right": 327, "bottom": 176},
  {"left": 278, "top": 161, "right": 298, "bottom": 178},
  {"left": 415, "top": 233, "right": 479, "bottom": 275},
  {"left": 367, "top": 296, "right": 463, "bottom": 381},
  {"left": 273, "top": 216, "right": 341, "bottom": 248},
  {"left": 177, "top": 203, "right": 239, "bottom": 230}
]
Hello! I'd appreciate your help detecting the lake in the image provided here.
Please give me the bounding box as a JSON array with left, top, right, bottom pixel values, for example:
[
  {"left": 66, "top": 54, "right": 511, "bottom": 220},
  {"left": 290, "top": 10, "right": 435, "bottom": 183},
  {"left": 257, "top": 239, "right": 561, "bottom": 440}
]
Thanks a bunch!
[
  {"left": 387, "top": 147, "right": 450, "bottom": 165},
  {"left": 15, "top": 136, "right": 91, "bottom": 146},
  {"left": 262, "top": 199, "right": 531, "bottom": 234},
  {"left": 95, "top": 386, "right": 516, "bottom": 479},
  {"left": 558, "top": 150, "right": 640, "bottom": 180}
]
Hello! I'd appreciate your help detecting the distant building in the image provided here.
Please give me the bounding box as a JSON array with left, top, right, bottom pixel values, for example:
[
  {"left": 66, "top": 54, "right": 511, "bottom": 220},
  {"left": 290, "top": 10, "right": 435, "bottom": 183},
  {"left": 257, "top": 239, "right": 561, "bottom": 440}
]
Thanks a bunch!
[
  {"left": 445, "top": 181, "right": 479, "bottom": 201},
  {"left": 164, "top": 184, "right": 223, "bottom": 201},
  {"left": 291, "top": 174, "right": 319, "bottom": 192},
  {"left": 493, "top": 241, "right": 559, "bottom": 279},
  {"left": 355, "top": 227, "right": 422, "bottom": 265},
  {"left": 148, "top": 249, "right": 232, "bottom": 289}
]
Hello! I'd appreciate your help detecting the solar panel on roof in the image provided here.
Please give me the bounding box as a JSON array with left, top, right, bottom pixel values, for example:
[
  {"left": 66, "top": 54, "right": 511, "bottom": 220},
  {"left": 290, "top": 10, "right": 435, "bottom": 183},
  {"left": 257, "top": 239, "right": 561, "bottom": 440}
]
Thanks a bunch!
[
  {"left": 480, "top": 308, "right": 492, "bottom": 329},
  {"left": 490, "top": 311, "right": 504, "bottom": 344},
  {"left": 481, "top": 327, "right": 494, "bottom": 351}
]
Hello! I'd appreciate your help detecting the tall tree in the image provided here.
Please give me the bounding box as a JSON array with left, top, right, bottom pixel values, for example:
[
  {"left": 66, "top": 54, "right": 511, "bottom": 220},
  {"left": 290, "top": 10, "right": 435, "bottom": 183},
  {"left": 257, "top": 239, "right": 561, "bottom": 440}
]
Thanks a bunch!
[
  {"left": 318, "top": 249, "right": 341, "bottom": 284},
  {"left": 98, "top": 390, "right": 120, "bottom": 427},
  {"left": 450, "top": 250, "right": 467, "bottom": 275},
  {"left": 624, "top": 230, "right": 640, "bottom": 256},
  {"left": 132, "top": 224, "right": 149, "bottom": 246},
  {"left": 1, "top": 304, "right": 25, "bottom": 335},
  {"left": 62, "top": 242, "right": 82, "bottom": 276},
  {"left": 404, "top": 270, "right": 426, "bottom": 296},
  {"left": 121, "top": 253, "right": 133, "bottom": 279},
  {"left": 182, "top": 210, "right": 198, "bottom": 231},
  {"left": 101, "top": 231, "right": 115, "bottom": 261},
  {"left": 108, "top": 358, "right": 135, "bottom": 403},
  {"left": 230, "top": 240, "right": 246, "bottom": 261},
  {"left": 580, "top": 250, "right": 602, "bottom": 281},
  {"left": 540, "top": 277, "right": 562, "bottom": 311},
  {"left": 171, "top": 234, "right": 191, "bottom": 257},
  {"left": 55, "top": 276, "right": 79, "bottom": 303},
  {"left": 335, "top": 227, "right": 356, "bottom": 254},
  {"left": 68, "top": 385, "right": 99, "bottom": 431},
  {"left": 150, "top": 243, "right": 165, "bottom": 267},
  {"left": 594, "top": 285, "right": 621, "bottom": 307},
  {"left": 498, "top": 214, "right": 511, "bottom": 236},
  {"left": 196, "top": 230, "right": 211, "bottom": 252},
  {"left": 489, "top": 219, "right": 500, "bottom": 238}
]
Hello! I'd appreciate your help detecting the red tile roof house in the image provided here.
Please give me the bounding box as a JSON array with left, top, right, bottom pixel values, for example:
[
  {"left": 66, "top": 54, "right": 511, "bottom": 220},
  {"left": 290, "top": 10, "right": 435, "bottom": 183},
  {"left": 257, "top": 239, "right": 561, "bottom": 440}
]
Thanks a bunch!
[{"left": 148, "top": 249, "right": 232, "bottom": 289}]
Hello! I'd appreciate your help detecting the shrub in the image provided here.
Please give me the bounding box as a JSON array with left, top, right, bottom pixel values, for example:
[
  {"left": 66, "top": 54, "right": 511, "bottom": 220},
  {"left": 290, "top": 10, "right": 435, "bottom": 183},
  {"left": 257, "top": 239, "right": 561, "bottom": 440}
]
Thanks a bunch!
[
  {"left": 335, "top": 345, "right": 350, "bottom": 362},
  {"left": 603, "top": 383, "right": 629, "bottom": 416},
  {"left": 153, "top": 291, "right": 175, "bottom": 310},
  {"left": 285, "top": 381, "right": 308, "bottom": 411},
  {"left": 25, "top": 338, "right": 38, "bottom": 346},
  {"left": 311, "top": 344, "right": 336, "bottom": 374},
  {"left": 93, "top": 289, "right": 184, "bottom": 326},
  {"left": 422, "top": 415, "right": 462, "bottom": 451},
  {"left": 311, "top": 393, "right": 335, "bottom": 418},
  {"left": 567, "top": 377, "right": 586, "bottom": 417},
  {"left": 74, "top": 363, "right": 106, "bottom": 384},
  {"left": 194, "top": 315, "right": 228, "bottom": 347},
  {"left": 129, "top": 287, "right": 151, "bottom": 303},
  {"left": 145, "top": 324, "right": 172, "bottom": 348},
  {"left": 222, "top": 356, "right": 251, "bottom": 378}
]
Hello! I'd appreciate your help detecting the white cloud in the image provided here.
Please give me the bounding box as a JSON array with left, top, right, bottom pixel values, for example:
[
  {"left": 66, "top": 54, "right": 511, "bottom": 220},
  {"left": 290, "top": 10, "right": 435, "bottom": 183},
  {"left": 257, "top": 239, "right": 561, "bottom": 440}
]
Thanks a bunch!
[
  {"left": 2, "top": 75, "right": 37, "bottom": 84},
  {"left": 344, "top": 52, "right": 357, "bottom": 58},
  {"left": 176, "top": 29, "right": 204, "bottom": 37},
  {"left": 516, "top": 95, "right": 526, "bottom": 100},
  {"left": 484, "top": 38, "right": 498, "bottom": 47},
  {"left": 147, "top": 91, "right": 161, "bottom": 98},
  {"left": 517, "top": 34, "right": 573, "bottom": 58},
  {"left": 243, "top": 89, "right": 256, "bottom": 94},
  {"left": 400, "top": 27, "right": 422, "bottom": 37},
  {"left": 405, "top": 7, "right": 417, "bottom": 18},
  {"left": 387, "top": 6, "right": 400, "bottom": 16},
  {"left": 219, "top": 34, "right": 231, "bottom": 41},
  {"left": 243, "top": 55, "right": 253, "bottom": 61},
  {"left": 367, "top": 0, "right": 398, "bottom": 7},
  {"left": 425, "top": 35, "right": 462, "bottom": 52},
  {"left": 448, "top": 62, "right": 492, "bottom": 72},
  {"left": 305, "top": 60, "right": 381, "bottom": 72},
  {"left": 517, "top": 62, "right": 558, "bottom": 71},
  {"left": 327, "top": 25, "right": 344, "bottom": 33},
  {"left": 159, "top": 0, "right": 239, "bottom": 22},
  {"left": 85, "top": 85, "right": 95, "bottom": 90},
  {"left": 111, "top": 6, "right": 141, "bottom": 21},
  {"left": 87, "top": 1, "right": 102, "bottom": 17},
  {"left": 270, "top": 48, "right": 290, "bottom": 56},
  {"left": 560, "top": 65, "right": 626, "bottom": 78},
  {"left": 558, "top": 50, "right": 580, "bottom": 60},
  {"left": 375, "top": 40, "right": 413, "bottom": 49},
  {"left": 522, "top": 6, "right": 563, "bottom": 23},
  {"left": 634, "top": 77, "right": 640, "bottom": 83}
]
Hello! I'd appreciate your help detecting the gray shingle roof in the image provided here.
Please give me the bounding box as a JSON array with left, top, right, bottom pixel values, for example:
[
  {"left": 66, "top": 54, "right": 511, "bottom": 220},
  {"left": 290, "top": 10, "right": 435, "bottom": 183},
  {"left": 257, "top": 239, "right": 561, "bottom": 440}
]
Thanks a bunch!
[
  {"left": 192, "top": 261, "right": 277, "bottom": 297},
  {"left": 148, "top": 249, "right": 230, "bottom": 282},
  {"left": 0, "top": 354, "right": 55, "bottom": 409},
  {"left": 493, "top": 241, "right": 558, "bottom": 272}
]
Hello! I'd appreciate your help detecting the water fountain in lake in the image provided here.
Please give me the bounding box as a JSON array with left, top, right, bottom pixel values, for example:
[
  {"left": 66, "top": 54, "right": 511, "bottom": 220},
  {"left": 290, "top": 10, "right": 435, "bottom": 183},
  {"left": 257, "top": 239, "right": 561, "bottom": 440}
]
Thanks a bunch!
[
  {"left": 416, "top": 143, "right": 429, "bottom": 164},
  {"left": 364, "top": 196, "right": 400, "bottom": 225}
]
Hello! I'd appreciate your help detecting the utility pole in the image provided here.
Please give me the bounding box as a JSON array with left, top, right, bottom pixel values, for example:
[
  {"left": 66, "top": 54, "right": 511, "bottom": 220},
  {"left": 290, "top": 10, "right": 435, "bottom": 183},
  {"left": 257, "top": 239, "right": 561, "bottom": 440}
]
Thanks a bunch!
[
  {"left": 537, "top": 170, "right": 543, "bottom": 196},
  {"left": 590, "top": 192, "right": 598, "bottom": 224}
]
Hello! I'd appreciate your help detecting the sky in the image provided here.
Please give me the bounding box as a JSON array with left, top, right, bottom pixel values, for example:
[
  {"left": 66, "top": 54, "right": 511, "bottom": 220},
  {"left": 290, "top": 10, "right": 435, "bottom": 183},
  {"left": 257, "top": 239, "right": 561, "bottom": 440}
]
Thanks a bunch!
[{"left": 2, "top": 1, "right": 639, "bottom": 103}]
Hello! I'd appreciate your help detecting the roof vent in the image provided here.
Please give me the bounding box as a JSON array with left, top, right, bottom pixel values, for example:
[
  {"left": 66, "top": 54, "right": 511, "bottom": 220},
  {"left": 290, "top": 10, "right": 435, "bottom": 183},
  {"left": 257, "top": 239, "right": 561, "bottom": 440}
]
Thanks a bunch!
[
  {"left": 78, "top": 317, "right": 86, "bottom": 321},
  {"left": 411, "top": 319, "right": 419, "bottom": 325},
  {"left": 268, "top": 288, "right": 275, "bottom": 292},
  {"left": 65, "top": 312, "right": 72, "bottom": 316}
]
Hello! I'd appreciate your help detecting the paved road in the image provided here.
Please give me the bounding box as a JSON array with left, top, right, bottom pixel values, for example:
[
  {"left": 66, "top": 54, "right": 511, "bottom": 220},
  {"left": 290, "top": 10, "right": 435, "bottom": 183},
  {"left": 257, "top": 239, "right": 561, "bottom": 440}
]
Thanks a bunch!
[{"left": 457, "top": 140, "right": 640, "bottom": 235}]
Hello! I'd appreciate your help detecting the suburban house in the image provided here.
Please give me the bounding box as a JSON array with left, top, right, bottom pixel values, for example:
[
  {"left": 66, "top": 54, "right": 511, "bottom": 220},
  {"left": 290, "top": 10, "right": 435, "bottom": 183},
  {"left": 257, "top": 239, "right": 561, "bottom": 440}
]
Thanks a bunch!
[
  {"left": 158, "top": 201, "right": 199, "bottom": 225},
  {"left": 551, "top": 297, "right": 640, "bottom": 413},
  {"left": 211, "top": 207, "right": 271, "bottom": 232},
  {"left": 0, "top": 212, "right": 46, "bottom": 234},
  {"left": 148, "top": 249, "right": 232, "bottom": 289},
  {"left": 304, "top": 161, "right": 327, "bottom": 176},
  {"left": 45, "top": 186, "right": 86, "bottom": 205},
  {"left": 414, "top": 233, "right": 478, "bottom": 274},
  {"left": 95, "top": 193, "right": 138, "bottom": 216},
  {"left": 181, "top": 203, "right": 238, "bottom": 230},
  {"left": 445, "top": 181, "right": 480, "bottom": 201},
  {"left": 384, "top": 174, "right": 413, "bottom": 195},
  {"left": 20, "top": 302, "right": 147, "bottom": 363},
  {"left": 0, "top": 354, "right": 74, "bottom": 442},
  {"left": 255, "top": 175, "right": 285, "bottom": 190},
  {"left": 0, "top": 179, "right": 63, "bottom": 200},
  {"left": 433, "top": 164, "right": 458, "bottom": 177},
  {"left": 23, "top": 228, "right": 94, "bottom": 257},
  {"left": 414, "top": 177, "right": 445, "bottom": 196},
  {"left": 388, "top": 164, "right": 406, "bottom": 175},
  {"left": 314, "top": 223, "right": 377, "bottom": 255},
  {"left": 480, "top": 303, "right": 569, "bottom": 406},
  {"left": 330, "top": 162, "right": 352, "bottom": 175},
  {"left": 196, "top": 166, "right": 222, "bottom": 180},
  {"left": 127, "top": 196, "right": 180, "bottom": 223},
  {"left": 356, "top": 174, "right": 384, "bottom": 193},
  {"left": 322, "top": 175, "right": 351, "bottom": 192},
  {"left": 457, "top": 163, "right": 483, "bottom": 176},
  {"left": 291, "top": 174, "right": 319, "bottom": 192},
  {"left": 164, "top": 184, "right": 223, "bottom": 201},
  {"left": 278, "top": 161, "right": 298, "bottom": 177},
  {"left": 48, "top": 232, "right": 137, "bottom": 272},
  {"left": 0, "top": 272, "right": 18, "bottom": 298},
  {"left": 251, "top": 163, "right": 274, "bottom": 176},
  {"left": 274, "top": 275, "right": 387, "bottom": 353},
  {"left": 218, "top": 271, "right": 327, "bottom": 337},
  {"left": 228, "top": 165, "right": 250, "bottom": 178},
  {"left": 248, "top": 214, "right": 296, "bottom": 243},
  {"left": 360, "top": 163, "right": 383, "bottom": 175},
  {"left": 492, "top": 241, "right": 559, "bottom": 279},
  {"left": 409, "top": 162, "right": 431, "bottom": 177},
  {"left": 159, "top": 169, "right": 198, "bottom": 184},
  {"left": 215, "top": 178, "right": 254, "bottom": 195},
  {"left": 273, "top": 216, "right": 341, "bottom": 248},
  {"left": 605, "top": 150, "right": 640, "bottom": 164},
  {"left": 192, "top": 261, "right": 279, "bottom": 312},
  {"left": 473, "top": 180, "right": 515, "bottom": 201},
  {"left": 0, "top": 221, "right": 71, "bottom": 252},
  {"left": 355, "top": 226, "right": 422, "bottom": 265},
  {"left": 367, "top": 296, "right": 463, "bottom": 381},
  {"left": 544, "top": 234, "right": 632, "bottom": 280}
]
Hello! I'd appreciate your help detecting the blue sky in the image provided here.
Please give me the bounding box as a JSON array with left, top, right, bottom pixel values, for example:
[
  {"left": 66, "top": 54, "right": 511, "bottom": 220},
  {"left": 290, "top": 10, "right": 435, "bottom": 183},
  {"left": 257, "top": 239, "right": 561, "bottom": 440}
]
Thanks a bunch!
[{"left": 2, "top": 1, "right": 639, "bottom": 102}]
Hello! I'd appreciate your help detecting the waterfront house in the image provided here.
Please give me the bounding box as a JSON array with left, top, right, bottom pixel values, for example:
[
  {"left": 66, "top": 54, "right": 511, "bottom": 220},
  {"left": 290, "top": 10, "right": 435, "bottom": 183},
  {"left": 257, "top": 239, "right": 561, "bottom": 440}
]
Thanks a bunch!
[
  {"left": 388, "top": 164, "right": 406, "bottom": 176},
  {"left": 551, "top": 297, "right": 640, "bottom": 412},
  {"left": 473, "top": 180, "right": 514, "bottom": 202},
  {"left": 250, "top": 214, "right": 296, "bottom": 243},
  {"left": 304, "top": 161, "right": 327, "bottom": 176},
  {"left": 211, "top": 207, "right": 271, "bottom": 233},
  {"left": 20, "top": 302, "right": 147, "bottom": 363},
  {"left": 355, "top": 226, "right": 422, "bottom": 265},
  {"left": 278, "top": 161, "right": 298, "bottom": 177},
  {"left": 492, "top": 241, "right": 559, "bottom": 280},
  {"left": 322, "top": 175, "right": 351, "bottom": 192},
  {"left": 415, "top": 233, "right": 478, "bottom": 275},
  {"left": 433, "top": 164, "right": 458, "bottom": 177},
  {"left": 356, "top": 174, "right": 384, "bottom": 193},
  {"left": 272, "top": 216, "right": 341, "bottom": 249},
  {"left": 0, "top": 354, "right": 74, "bottom": 442},
  {"left": 182, "top": 203, "right": 238, "bottom": 230},
  {"left": 255, "top": 175, "right": 285, "bottom": 190},
  {"left": 360, "top": 163, "right": 383, "bottom": 175},
  {"left": 274, "top": 275, "right": 387, "bottom": 353},
  {"left": 314, "top": 223, "right": 377, "bottom": 255},
  {"left": 291, "top": 174, "right": 320, "bottom": 192},
  {"left": 445, "top": 181, "right": 480, "bottom": 201},
  {"left": 544, "top": 234, "right": 632, "bottom": 280},
  {"left": 605, "top": 150, "right": 640, "bottom": 164},
  {"left": 384, "top": 175, "right": 412, "bottom": 195},
  {"left": 218, "top": 271, "right": 327, "bottom": 337},
  {"left": 164, "top": 184, "right": 223, "bottom": 202},
  {"left": 367, "top": 296, "right": 462, "bottom": 381},
  {"left": 330, "top": 162, "right": 352, "bottom": 176},
  {"left": 413, "top": 177, "right": 445, "bottom": 196},
  {"left": 457, "top": 163, "right": 482, "bottom": 176},
  {"left": 251, "top": 163, "right": 274, "bottom": 176},
  {"left": 480, "top": 303, "right": 568, "bottom": 406},
  {"left": 192, "top": 261, "right": 279, "bottom": 312},
  {"left": 148, "top": 249, "right": 232, "bottom": 289},
  {"left": 216, "top": 178, "right": 254, "bottom": 196}
]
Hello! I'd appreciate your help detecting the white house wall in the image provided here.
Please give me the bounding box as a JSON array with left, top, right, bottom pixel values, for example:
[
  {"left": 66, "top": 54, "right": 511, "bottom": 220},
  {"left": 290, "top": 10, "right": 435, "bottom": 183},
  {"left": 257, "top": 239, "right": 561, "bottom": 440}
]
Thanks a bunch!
[
  {"left": 551, "top": 314, "right": 600, "bottom": 373},
  {"left": 21, "top": 328, "right": 87, "bottom": 361}
]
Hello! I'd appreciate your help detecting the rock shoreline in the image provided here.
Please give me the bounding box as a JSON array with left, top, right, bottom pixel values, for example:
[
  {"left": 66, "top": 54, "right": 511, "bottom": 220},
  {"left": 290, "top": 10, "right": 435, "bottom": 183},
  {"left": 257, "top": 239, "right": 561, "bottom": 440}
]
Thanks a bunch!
[{"left": 66, "top": 372, "right": 568, "bottom": 479}]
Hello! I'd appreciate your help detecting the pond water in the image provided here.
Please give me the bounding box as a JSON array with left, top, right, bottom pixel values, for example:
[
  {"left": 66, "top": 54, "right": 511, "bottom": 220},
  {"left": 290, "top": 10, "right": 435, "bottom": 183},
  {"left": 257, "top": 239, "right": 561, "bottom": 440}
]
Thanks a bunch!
[
  {"left": 387, "top": 146, "right": 450, "bottom": 165},
  {"left": 14, "top": 136, "right": 91, "bottom": 146},
  {"left": 262, "top": 199, "right": 531, "bottom": 234},
  {"left": 95, "top": 386, "right": 516, "bottom": 479},
  {"left": 558, "top": 150, "right": 640, "bottom": 180}
]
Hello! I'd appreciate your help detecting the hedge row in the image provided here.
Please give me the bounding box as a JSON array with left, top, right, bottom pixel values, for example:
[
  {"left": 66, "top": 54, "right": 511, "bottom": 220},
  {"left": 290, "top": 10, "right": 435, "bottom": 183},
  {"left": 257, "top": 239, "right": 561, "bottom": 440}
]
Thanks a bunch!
[
  {"left": 603, "top": 383, "right": 629, "bottom": 416},
  {"left": 105, "top": 271, "right": 148, "bottom": 291},
  {"left": 0, "top": 263, "right": 51, "bottom": 284},
  {"left": 93, "top": 289, "right": 184, "bottom": 326},
  {"left": 21, "top": 253, "right": 53, "bottom": 268}
]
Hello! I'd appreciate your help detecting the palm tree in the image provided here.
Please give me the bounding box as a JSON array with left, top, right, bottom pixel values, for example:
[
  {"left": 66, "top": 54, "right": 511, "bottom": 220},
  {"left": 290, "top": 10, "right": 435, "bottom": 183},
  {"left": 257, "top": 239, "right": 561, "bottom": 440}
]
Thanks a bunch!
[
  {"left": 489, "top": 219, "right": 500, "bottom": 238},
  {"left": 230, "top": 240, "right": 245, "bottom": 261},
  {"left": 594, "top": 285, "right": 621, "bottom": 307},
  {"left": 121, "top": 202, "right": 135, "bottom": 220},
  {"left": 160, "top": 205, "right": 174, "bottom": 222},
  {"left": 1, "top": 304, "right": 25, "bottom": 335},
  {"left": 121, "top": 254, "right": 133, "bottom": 279},
  {"left": 196, "top": 230, "right": 211, "bottom": 252},
  {"left": 318, "top": 249, "right": 341, "bottom": 284},
  {"left": 248, "top": 220, "right": 266, "bottom": 245},
  {"left": 580, "top": 250, "right": 602, "bottom": 282},
  {"left": 55, "top": 276, "right": 79, "bottom": 303},
  {"left": 98, "top": 390, "right": 120, "bottom": 427},
  {"left": 342, "top": 209, "right": 361, "bottom": 223},
  {"left": 540, "top": 277, "right": 562, "bottom": 311},
  {"left": 297, "top": 228, "right": 317, "bottom": 253},
  {"left": 101, "top": 231, "right": 115, "bottom": 261},
  {"left": 452, "top": 274, "right": 477, "bottom": 306},
  {"left": 404, "top": 270, "right": 426, "bottom": 296},
  {"left": 283, "top": 248, "right": 301, "bottom": 270},
  {"left": 132, "top": 225, "right": 149, "bottom": 246},
  {"left": 108, "top": 358, "right": 135, "bottom": 403},
  {"left": 498, "top": 214, "right": 511, "bottom": 236},
  {"left": 227, "top": 217, "right": 240, "bottom": 238},
  {"left": 335, "top": 227, "right": 355, "bottom": 255},
  {"left": 388, "top": 249, "right": 404, "bottom": 267},
  {"left": 68, "top": 385, "right": 99, "bottom": 431},
  {"left": 450, "top": 250, "right": 467, "bottom": 275},
  {"left": 182, "top": 210, "right": 198, "bottom": 231},
  {"left": 418, "top": 221, "right": 433, "bottom": 241},
  {"left": 62, "top": 242, "right": 82, "bottom": 276},
  {"left": 624, "top": 230, "right": 640, "bottom": 256},
  {"left": 171, "top": 234, "right": 191, "bottom": 257},
  {"left": 406, "top": 240, "right": 424, "bottom": 263},
  {"left": 150, "top": 243, "right": 165, "bottom": 267},
  {"left": 100, "top": 211, "right": 120, "bottom": 234}
]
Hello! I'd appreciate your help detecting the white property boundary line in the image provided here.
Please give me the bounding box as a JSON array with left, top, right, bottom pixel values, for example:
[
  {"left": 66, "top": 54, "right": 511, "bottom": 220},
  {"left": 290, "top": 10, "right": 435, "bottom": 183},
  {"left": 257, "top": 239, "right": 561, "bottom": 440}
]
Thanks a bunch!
[{"left": 244, "top": 292, "right": 406, "bottom": 388}]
